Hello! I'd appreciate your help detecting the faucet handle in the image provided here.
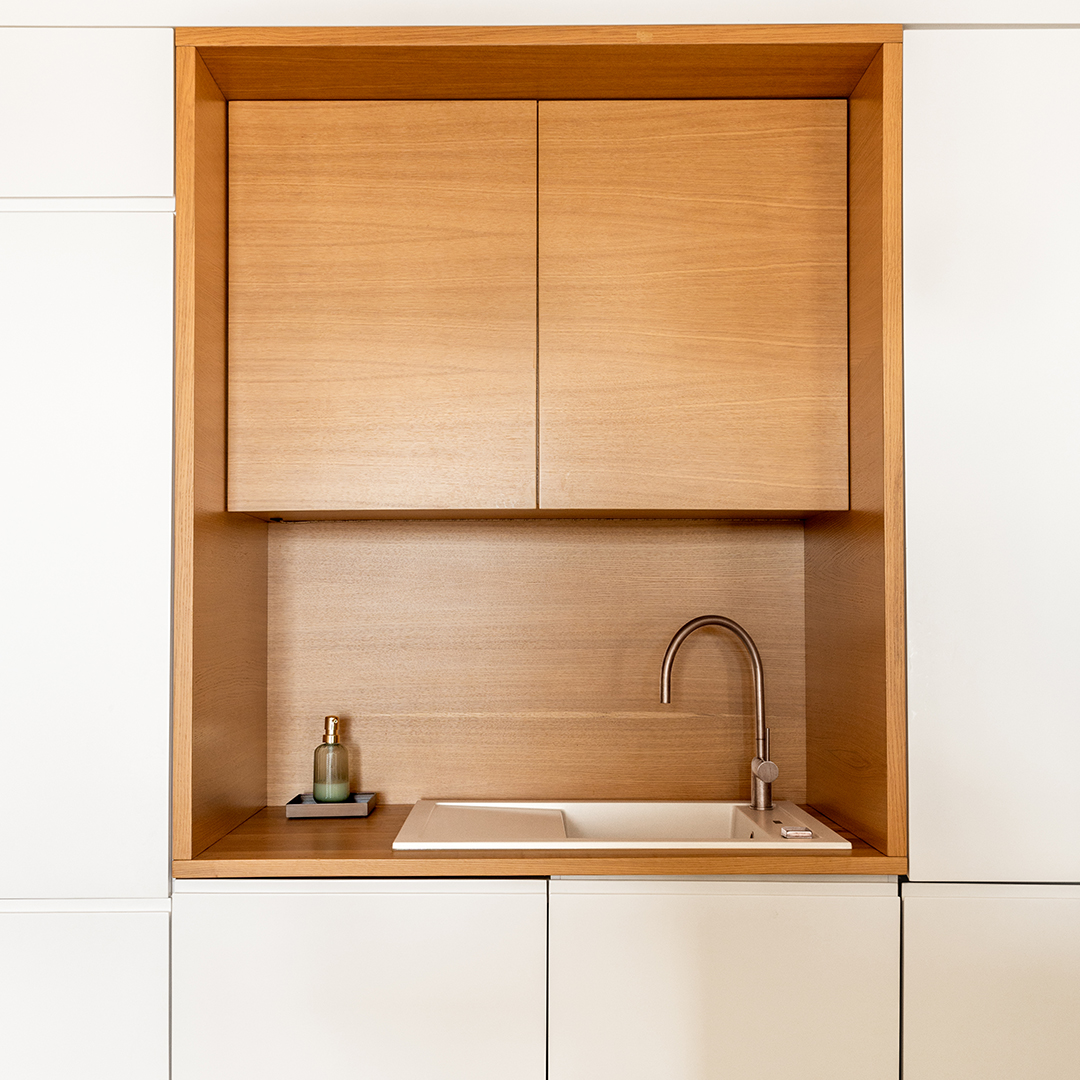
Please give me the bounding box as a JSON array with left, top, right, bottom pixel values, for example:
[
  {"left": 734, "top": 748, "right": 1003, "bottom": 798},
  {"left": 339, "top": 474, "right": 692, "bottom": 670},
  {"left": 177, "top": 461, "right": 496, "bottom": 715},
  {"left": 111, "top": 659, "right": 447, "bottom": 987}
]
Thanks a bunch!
[
  {"left": 753, "top": 726, "right": 779, "bottom": 784},
  {"left": 752, "top": 757, "right": 779, "bottom": 784}
]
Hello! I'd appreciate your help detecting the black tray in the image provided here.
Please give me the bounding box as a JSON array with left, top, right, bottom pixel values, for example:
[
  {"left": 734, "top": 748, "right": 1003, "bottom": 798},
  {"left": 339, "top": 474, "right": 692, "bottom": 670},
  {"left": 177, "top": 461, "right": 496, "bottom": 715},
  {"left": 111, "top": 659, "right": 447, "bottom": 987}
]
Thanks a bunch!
[{"left": 285, "top": 792, "right": 377, "bottom": 818}]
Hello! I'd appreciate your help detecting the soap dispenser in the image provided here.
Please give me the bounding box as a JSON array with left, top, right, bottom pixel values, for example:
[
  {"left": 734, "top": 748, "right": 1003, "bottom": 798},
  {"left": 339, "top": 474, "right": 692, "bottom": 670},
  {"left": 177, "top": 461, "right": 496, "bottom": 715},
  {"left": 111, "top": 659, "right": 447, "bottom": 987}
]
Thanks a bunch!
[{"left": 313, "top": 715, "right": 350, "bottom": 802}]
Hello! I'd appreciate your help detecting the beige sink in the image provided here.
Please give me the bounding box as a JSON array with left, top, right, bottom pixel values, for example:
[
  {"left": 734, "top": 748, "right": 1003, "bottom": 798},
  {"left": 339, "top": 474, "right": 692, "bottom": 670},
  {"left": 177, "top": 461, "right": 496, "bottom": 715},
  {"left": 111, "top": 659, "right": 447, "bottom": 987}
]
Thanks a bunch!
[{"left": 392, "top": 800, "right": 851, "bottom": 851}]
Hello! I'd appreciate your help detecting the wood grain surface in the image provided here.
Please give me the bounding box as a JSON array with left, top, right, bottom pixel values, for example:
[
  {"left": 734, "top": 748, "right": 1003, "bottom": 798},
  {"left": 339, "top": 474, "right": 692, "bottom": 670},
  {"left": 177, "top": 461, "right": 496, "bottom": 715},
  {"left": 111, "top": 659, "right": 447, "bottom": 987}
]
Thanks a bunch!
[
  {"left": 227, "top": 101, "right": 538, "bottom": 512},
  {"left": 183, "top": 39, "right": 889, "bottom": 101},
  {"left": 172, "top": 804, "right": 906, "bottom": 878},
  {"left": 244, "top": 508, "right": 824, "bottom": 521},
  {"left": 539, "top": 100, "right": 848, "bottom": 511},
  {"left": 266, "top": 519, "right": 806, "bottom": 807},
  {"left": 805, "top": 45, "right": 906, "bottom": 857},
  {"left": 176, "top": 26, "right": 904, "bottom": 48},
  {"left": 174, "top": 49, "right": 268, "bottom": 860}
]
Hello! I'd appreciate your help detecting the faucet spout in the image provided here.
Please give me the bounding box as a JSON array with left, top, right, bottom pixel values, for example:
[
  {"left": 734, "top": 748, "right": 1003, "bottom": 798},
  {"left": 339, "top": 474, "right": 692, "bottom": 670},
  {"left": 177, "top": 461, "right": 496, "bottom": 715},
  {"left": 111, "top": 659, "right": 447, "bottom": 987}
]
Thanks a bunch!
[{"left": 660, "top": 615, "right": 778, "bottom": 811}]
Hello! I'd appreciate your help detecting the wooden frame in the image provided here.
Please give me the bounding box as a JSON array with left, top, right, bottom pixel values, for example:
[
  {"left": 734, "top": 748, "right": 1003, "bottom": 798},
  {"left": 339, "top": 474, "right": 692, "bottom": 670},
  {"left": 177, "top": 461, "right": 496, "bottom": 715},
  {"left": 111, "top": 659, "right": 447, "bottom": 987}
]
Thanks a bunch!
[
  {"left": 806, "top": 45, "right": 906, "bottom": 857},
  {"left": 174, "top": 47, "right": 267, "bottom": 862},
  {"left": 173, "top": 25, "right": 905, "bottom": 877}
]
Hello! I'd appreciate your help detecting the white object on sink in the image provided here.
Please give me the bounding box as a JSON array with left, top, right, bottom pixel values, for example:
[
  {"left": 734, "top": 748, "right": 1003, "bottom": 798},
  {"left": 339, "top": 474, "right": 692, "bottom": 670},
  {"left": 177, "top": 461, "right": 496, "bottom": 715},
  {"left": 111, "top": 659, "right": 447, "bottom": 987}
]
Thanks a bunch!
[{"left": 392, "top": 800, "right": 851, "bottom": 850}]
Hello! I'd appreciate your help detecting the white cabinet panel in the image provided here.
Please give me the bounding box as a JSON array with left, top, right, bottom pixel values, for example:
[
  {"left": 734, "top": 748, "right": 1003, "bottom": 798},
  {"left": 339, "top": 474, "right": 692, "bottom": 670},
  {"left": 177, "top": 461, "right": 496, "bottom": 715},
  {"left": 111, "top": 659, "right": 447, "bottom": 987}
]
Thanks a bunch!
[
  {"left": 549, "top": 879, "right": 899, "bottom": 1080},
  {"left": 0, "top": 28, "right": 173, "bottom": 197},
  {"left": 904, "top": 29, "right": 1080, "bottom": 883},
  {"left": 0, "top": 213, "right": 173, "bottom": 898},
  {"left": 172, "top": 880, "right": 547, "bottom": 1080},
  {"left": 903, "top": 884, "right": 1080, "bottom": 1079},
  {"left": 0, "top": 909, "right": 169, "bottom": 1079}
]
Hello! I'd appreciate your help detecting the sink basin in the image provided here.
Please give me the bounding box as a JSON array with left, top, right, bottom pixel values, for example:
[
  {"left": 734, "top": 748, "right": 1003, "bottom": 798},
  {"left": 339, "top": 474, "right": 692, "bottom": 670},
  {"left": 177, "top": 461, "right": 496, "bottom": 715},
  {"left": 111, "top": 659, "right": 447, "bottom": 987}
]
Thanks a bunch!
[{"left": 392, "top": 800, "right": 850, "bottom": 850}]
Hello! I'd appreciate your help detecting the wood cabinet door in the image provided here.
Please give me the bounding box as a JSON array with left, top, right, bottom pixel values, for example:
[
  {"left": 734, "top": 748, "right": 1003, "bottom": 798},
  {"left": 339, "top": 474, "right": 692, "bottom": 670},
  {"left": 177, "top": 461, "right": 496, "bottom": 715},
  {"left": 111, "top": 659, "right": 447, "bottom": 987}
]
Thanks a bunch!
[
  {"left": 228, "top": 101, "right": 538, "bottom": 512},
  {"left": 538, "top": 100, "right": 849, "bottom": 511}
]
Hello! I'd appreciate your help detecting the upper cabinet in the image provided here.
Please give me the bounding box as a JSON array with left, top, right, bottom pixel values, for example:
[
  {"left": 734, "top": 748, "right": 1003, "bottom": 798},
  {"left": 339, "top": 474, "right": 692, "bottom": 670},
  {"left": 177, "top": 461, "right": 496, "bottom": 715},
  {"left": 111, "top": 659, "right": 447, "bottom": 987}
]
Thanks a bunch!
[
  {"left": 0, "top": 28, "right": 173, "bottom": 197},
  {"left": 228, "top": 101, "right": 538, "bottom": 511},
  {"left": 539, "top": 100, "right": 848, "bottom": 511},
  {"left": 226, "top": 91, "right": 850, "bottom": 515}
]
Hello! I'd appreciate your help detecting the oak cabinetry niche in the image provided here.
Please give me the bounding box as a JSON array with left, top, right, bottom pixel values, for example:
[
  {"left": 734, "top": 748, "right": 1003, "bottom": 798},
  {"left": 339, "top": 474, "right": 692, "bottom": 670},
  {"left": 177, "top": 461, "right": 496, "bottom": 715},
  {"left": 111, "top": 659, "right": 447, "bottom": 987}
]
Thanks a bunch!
[{"left": 173, "top": 26, "right": 905, "bottom": 878}]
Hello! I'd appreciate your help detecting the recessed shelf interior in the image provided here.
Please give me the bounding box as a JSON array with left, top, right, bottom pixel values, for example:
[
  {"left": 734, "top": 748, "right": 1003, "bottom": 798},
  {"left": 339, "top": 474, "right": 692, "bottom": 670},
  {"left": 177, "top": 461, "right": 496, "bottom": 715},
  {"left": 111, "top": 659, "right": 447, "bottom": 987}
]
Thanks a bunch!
[{"left": 172, "top": 24, "right": 905, "bottom": 874}]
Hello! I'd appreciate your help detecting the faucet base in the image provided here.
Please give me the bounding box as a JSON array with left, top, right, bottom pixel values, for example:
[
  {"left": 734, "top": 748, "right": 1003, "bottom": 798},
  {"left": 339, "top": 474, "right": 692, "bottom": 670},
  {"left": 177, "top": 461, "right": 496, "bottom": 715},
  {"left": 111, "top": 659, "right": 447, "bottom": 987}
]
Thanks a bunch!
[
  {"left": 751, "top": 735, "right": 779, "bottom": 808},
  {"left": 751, "top": 771, "right": 774, "bottom": 812}
]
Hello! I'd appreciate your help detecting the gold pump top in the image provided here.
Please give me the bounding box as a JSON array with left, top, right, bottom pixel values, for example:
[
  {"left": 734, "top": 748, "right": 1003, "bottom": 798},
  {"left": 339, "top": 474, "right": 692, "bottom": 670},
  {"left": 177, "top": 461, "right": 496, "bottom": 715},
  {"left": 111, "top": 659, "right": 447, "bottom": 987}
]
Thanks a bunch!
[{"left": 323, "top": 715, "right": 340, "bottom": 744}]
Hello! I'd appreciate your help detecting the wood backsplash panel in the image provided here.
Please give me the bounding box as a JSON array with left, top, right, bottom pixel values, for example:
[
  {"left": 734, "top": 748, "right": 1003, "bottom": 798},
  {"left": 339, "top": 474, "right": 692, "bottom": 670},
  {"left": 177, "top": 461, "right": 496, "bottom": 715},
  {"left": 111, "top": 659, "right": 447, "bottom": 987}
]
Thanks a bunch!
[{"left": 267, "top": 519, "right": 805, "bottom": 805}]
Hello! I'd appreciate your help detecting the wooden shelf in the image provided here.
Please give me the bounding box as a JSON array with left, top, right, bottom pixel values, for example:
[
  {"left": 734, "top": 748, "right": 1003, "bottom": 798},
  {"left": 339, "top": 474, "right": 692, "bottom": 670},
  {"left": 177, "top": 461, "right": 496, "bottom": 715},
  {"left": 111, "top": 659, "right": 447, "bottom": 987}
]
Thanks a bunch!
[
  {"left": 242, "top": 508, "right": 816, "bottom": 521},
  {"left": 173, "top": 805, "right": 906, "bottom": 879},
  {"left": 176, "top": 24, "right": 901, "bottom": 101}
]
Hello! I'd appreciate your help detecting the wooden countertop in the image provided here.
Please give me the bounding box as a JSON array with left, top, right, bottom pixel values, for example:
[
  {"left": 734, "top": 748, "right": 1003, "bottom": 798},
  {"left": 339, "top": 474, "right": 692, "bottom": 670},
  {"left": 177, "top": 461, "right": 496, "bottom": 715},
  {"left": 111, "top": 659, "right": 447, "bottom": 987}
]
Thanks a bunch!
[{"left": 172, "top": 805, "right": 906, "bottom": 878}]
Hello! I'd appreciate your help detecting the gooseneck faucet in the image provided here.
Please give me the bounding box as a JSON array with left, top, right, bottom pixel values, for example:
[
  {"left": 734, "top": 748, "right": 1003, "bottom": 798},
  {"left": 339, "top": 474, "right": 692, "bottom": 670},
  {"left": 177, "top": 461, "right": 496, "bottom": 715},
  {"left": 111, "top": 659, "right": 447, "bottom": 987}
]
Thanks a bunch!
[{"left": 660, "top": 615, "right": 779, "bottom": 811}]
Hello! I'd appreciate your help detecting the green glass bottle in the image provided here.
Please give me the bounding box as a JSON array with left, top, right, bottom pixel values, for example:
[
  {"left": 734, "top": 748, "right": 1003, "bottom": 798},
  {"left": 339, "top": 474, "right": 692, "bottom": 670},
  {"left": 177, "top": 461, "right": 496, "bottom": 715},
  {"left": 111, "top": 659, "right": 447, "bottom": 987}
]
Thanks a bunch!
[{"left": 313, "top": 715, "right": 350, "bottom": 802}]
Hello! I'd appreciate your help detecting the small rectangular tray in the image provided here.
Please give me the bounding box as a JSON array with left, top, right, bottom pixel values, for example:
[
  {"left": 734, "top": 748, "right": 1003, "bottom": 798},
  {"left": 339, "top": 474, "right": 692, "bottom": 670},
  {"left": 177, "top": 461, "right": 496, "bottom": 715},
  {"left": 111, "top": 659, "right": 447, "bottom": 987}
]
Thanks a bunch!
[{"left": 285, "top": 793, "right": 377, "bottom": 818}]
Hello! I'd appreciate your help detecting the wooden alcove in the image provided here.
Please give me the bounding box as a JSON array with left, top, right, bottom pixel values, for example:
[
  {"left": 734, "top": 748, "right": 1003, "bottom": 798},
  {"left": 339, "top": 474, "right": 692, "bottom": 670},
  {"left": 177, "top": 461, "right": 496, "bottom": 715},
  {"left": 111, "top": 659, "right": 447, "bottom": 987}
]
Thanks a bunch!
[{"left": 173, "top": 25, "right": 905, "bottom": 878}]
